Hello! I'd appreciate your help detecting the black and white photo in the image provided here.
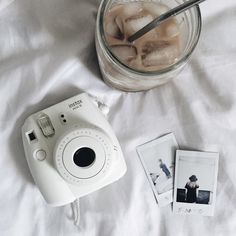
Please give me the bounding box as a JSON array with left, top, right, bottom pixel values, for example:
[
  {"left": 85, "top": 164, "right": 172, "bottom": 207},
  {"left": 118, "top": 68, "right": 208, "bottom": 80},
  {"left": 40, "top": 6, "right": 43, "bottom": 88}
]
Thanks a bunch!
[
  {"left": 137, "top": 133, "right": 178, "bottom": 206},
  {"left": 173, "top": 150, "right": 219, "bottom": 216}
]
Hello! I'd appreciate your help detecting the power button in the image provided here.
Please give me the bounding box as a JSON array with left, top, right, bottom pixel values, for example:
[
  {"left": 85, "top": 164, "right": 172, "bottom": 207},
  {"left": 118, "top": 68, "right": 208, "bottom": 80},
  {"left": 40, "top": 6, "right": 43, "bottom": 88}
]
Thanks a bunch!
[{"left": 35, "top": 149, "right": 47, "bottom": 161}]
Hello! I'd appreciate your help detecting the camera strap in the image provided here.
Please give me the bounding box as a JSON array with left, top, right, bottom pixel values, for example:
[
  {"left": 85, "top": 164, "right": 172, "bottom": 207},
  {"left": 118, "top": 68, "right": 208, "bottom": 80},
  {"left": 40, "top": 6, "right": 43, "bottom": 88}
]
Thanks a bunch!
[{"left": 71, "top": 199, "right": 80, "bottom": 226}]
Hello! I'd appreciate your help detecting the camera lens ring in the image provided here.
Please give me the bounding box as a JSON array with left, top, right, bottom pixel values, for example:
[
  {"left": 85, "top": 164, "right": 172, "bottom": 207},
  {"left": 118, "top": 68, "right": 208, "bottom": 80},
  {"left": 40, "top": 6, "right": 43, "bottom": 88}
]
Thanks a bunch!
[{"left": 54, "top": 126, "right": 114, "bottom": 185}]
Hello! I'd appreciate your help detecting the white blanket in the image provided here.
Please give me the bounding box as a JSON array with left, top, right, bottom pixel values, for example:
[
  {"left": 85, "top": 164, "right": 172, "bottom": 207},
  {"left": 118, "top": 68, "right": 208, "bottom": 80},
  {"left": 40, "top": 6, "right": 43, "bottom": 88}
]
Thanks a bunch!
[{"left": 1, "top": 0, "right": 236, "bottom": 235}]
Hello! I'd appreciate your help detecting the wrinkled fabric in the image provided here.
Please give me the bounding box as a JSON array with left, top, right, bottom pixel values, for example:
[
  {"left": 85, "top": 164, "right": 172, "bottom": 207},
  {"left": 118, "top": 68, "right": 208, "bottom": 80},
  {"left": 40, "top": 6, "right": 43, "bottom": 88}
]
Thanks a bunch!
[{"left": 0, "top": 0, "right": 236, "bottom": 235}]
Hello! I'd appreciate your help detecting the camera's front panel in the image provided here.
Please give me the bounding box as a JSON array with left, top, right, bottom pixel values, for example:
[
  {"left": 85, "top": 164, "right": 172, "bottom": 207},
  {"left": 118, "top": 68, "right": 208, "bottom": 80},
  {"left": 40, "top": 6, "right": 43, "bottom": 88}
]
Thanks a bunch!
[{"left": 22, "top": 93, "right": 126, "bottom": 203}]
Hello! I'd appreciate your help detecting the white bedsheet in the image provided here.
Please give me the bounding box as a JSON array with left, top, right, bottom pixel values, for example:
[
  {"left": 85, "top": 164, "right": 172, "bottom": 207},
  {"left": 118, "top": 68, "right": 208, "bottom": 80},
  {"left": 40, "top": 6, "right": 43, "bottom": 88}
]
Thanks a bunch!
[{"left": 1, "top": 0, "right": 236, "bottom": 235}]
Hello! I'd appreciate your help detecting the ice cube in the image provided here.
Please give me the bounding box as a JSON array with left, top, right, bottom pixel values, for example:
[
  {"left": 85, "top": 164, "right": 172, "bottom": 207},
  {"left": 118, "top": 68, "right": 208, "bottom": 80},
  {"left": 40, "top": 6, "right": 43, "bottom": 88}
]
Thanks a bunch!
[
  {"left": 104, "top": 5, "right": 124, "bottom": 39},
  {"left": 111, "top": 45, "right": 137, "bottom": 63},
  {"left": 122, "top": 3, "right": 143, "bottom": 18},
  {"left": 143, "top": 2, "right": 169, "bottom": 17},
  {"left": 128, "top": 56, "right": 144, "bottom": 70},
  {"left": 105, "top": 18, "right": 124, "bottom": 39},
  {"left": 164, "top": 19, "right": 180, "bottom": 38},
  {"left": 142, "top": 40, "right": 169, "bottom": 55},
  {"left": 142, "top": 41, "right": 179, "bottom": 67},
  {"left": 105, "top": 35, "right": 125, "bottom": 46},
  {"left": 105, "top": 21, "right": 118, "bottom": 37},
  {"left": 134, "top": 29, "right": 159, "bottom": 53},
  {"left": 124, "top": 14, "right": 154, "bottom": 37},
  {"left": 107, "top": 4, "right": 123, "bottom": 15},
  {"left": 115, "top": 16, "right": 124, "bottom": 34}
]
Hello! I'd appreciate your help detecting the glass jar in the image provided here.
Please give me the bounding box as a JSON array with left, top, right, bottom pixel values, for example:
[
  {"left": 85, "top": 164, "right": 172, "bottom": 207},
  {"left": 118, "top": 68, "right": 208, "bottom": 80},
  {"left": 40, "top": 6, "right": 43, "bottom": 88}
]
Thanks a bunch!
[{"left": 95, "top": 0, "right": 202, "bottom": 92}]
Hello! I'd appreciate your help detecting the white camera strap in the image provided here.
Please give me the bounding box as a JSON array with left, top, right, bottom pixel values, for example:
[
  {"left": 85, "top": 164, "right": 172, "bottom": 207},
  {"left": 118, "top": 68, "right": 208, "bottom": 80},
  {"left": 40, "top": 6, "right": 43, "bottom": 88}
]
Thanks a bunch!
[{"left": 71, "top": 199, "right": 81, "bottom": 226}]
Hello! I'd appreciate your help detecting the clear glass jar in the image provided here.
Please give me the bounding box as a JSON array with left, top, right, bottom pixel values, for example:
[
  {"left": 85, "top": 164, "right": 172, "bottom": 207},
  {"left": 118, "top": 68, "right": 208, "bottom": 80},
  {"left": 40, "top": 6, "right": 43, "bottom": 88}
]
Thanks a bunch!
[{"left": 95, "top": 0, "right": 202, "bottom": 92}]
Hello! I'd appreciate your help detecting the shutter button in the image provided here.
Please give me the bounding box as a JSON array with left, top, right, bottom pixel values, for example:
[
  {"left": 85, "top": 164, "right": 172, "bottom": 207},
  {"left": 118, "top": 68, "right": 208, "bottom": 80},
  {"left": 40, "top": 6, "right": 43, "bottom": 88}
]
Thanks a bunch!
[{"left": 35, "top": 149, "right": 46, "bottom": 161}]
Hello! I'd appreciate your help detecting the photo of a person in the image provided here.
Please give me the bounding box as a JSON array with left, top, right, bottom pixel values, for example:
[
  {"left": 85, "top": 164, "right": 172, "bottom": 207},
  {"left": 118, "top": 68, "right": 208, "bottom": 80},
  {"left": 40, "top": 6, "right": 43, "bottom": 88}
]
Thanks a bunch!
[
  {"left": 137, "top": 133, "right": 178, "bottom": 206},
  {"left": 174, "top": 150, "right": 219, "bottom": 216},
  {"left": 185, "top": 175, "right": 199, "bottom": 203},
  {"left": 159, "top": 159, "right": 171, "bottom": 179}
]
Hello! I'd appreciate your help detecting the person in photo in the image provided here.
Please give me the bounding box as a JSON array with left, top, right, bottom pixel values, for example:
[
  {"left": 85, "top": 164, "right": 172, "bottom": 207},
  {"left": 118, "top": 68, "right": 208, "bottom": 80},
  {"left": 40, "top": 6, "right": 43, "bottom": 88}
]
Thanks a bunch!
[
  {"left": 185, "top": 175, "right": 199, "bottom": 203},
  {"left": 150, "top": 173, "right": 159, "bottom": 185},
  {"left": 159, "top": 159, "right": 171, "bottom": 179}
]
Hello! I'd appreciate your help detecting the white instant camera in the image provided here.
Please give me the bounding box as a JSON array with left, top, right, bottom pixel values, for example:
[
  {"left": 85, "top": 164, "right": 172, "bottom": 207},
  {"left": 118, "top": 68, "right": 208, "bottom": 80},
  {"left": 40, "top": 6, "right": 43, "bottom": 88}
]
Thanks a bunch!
[{"left": 22, "top": 93, "right": 127, "bottom": 206}]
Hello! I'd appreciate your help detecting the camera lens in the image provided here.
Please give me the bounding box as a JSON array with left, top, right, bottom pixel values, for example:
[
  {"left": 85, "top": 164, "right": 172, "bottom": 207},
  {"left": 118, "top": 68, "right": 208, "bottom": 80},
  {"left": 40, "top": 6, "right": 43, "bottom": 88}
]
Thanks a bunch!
[{"left": 73, "top": 147, "right": 96, "bottom": 167}]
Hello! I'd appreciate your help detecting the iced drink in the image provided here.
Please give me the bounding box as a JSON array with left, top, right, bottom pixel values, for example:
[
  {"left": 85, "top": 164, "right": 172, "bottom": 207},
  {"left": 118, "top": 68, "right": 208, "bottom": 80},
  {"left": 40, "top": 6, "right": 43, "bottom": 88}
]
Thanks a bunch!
[{"left": 104, "top": 2, "right": 181, "bottom": 72}]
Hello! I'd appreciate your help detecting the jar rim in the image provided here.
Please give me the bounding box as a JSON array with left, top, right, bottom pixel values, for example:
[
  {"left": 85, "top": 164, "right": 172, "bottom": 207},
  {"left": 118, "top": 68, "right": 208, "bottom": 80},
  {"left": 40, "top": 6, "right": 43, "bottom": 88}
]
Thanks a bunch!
[{"left": 97, "top": 0, "right": 202, "bottom": 76}]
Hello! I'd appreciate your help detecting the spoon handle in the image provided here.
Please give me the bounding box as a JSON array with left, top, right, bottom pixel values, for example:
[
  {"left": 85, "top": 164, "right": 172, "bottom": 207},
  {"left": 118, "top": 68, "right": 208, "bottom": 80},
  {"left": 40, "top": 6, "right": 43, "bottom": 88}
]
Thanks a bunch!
[{"left": 128, "top": 0, "right": 206, "bottom": 43}]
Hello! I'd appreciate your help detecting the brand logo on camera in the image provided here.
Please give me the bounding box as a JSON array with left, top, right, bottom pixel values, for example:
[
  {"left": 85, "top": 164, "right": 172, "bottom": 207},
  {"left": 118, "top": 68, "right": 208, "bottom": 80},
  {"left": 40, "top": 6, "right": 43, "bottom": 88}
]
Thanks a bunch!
[{"left": 68, "top": 100, "right": 83, "bottom": 110}]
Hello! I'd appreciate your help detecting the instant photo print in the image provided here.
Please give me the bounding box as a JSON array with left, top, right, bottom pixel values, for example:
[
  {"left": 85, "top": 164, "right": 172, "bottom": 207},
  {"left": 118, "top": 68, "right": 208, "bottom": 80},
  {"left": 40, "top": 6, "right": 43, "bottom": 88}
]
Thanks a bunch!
[
  {"left": 137, "top": 133, "right": 178, "bottom": 206},
  {"left": 173, "top": 150, "right": 219, "bottom": 216}
]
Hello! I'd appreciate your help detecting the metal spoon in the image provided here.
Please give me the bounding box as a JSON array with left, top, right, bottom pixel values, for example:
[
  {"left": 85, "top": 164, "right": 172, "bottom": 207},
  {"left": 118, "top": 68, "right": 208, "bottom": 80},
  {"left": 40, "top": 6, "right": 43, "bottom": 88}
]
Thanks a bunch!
[{"left": 128, "top": 0, "right": 206, "bottom": 43}]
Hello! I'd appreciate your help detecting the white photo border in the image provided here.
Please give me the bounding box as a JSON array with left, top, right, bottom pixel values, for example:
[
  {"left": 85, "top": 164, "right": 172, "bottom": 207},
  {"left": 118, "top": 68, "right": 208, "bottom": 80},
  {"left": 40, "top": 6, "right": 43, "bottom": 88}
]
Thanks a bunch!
[
  {"left": 173, "top": 150, "right": 219, "bottom": 216},
  {"left": 137, "top": 133, "right": 179, "bottom": 207}
]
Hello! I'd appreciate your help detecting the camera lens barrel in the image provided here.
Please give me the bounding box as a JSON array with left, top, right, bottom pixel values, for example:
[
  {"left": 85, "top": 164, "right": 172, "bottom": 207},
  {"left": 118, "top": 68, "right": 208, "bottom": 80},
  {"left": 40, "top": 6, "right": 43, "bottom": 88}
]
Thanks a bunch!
[{"left": 73, "top": 147, "right": 96, "bottom": 168}]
